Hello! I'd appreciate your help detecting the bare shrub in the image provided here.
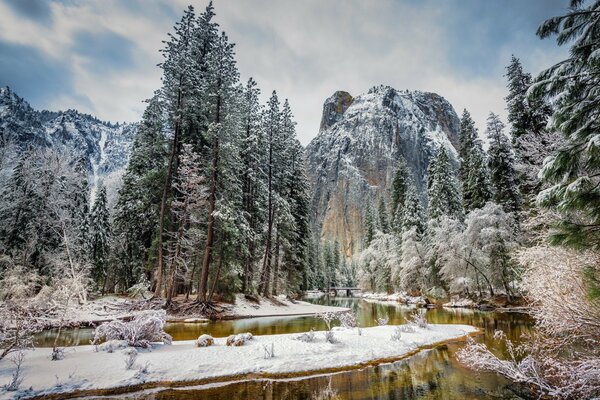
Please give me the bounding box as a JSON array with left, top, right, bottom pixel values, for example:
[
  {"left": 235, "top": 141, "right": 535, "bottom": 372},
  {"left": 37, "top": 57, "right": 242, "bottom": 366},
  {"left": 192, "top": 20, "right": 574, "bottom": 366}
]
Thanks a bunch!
[
  {"left": 406, "top": 311, "right": 428, "bottom": 329},
  {"left": 313, "top": 377, "right": 340, "bottom": 400},
  {"left": 458, "top": 246, "right": 600, "bottom": 399},
  {"left": 51, "top": 347, "right": 65, "bottom": 361},
  {"left": 391, "top": 326, "right": 402, "bottom": 342},
  {"left": 123, "top": 348, "right": 138, "bottom": 370},
  {"left": 262, "top": 343, "right": 275, "bottom": 359},
  {"left": 92, "top": 310, "right": 172, "bottom": 348},
  {"left": 295, "top": 329, "right": 315, "bottom": 343},
  {"left": 3, "top": 350, "right": 25, "bottom": 392},
  {"left": 0, "top": 301, "right": 40, "bottom": 360}
]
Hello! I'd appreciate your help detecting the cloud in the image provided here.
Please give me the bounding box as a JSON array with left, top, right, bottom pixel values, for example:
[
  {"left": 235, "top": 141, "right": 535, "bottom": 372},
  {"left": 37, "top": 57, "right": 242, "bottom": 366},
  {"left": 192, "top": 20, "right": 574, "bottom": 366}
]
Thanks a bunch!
[
  {"left": 3, "top": 0, "right": 53, "bottom": 26},
  {"left": 0, "top": 0, "right": 570, "bottom": 144}
]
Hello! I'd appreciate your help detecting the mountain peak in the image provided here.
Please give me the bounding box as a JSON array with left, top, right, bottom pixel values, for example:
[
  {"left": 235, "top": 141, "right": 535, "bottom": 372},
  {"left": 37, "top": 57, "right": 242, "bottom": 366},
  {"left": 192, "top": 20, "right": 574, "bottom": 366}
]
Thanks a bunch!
[{"left": 319, "top": 90, "right": 353, "bottom": 132}]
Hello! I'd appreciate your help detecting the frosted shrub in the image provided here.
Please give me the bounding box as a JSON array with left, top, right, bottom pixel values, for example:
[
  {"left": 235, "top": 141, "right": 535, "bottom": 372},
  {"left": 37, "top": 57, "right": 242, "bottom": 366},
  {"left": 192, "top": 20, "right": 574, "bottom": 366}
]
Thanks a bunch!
[
  {"left": 377, "top": 315, "right": 389, "bottom": 326},
  {"left": 399, "top": 324, "right": 416, "bottom": 333},
  {"left": 295, "top": 329, "right": 315, "bottom": 343},
  {"left": 0, "top": 301, "right": 40, "bottom": 360},
  {"left": 195, "top": 334, "right": 214, "bottom": 347},
  {"left": 317, "top": 312, "right": 339, "bottom": 343},
  {"left": 123, "top": 348, "right": 138, "bottom": 370},
  {"left": 339, "top": 311, "right": 361, "bottom": 335},
  {"left": 324, "top": 330, "right": 337, "bottom": 344},
  {"left": 407, "top": 312, "right": 428, "bottom": 329},
  {"left": 226, "top": 334, "right": 246, "bottom": 346},
  {"left": 262, "top": 343, "right": 275, "bottom": 359},
  {"left": 3, "top": 351, "right": 25, "bottom": 392},
  {"left": 51, "top": 347, "right": 65, "bottom": 361},
  {"left": 92, "top": 310, "right": 172, "bottom": 348},
  {"left": 391, "top": 326, "right": 402, "bottom": 342}
]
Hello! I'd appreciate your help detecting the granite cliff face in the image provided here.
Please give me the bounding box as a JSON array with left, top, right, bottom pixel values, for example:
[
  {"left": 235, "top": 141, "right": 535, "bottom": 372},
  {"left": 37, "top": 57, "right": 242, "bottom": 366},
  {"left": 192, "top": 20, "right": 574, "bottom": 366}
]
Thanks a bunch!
[
  {"left": 305, "top": 85, "right": 460, "bottom": 257},
  {"left": 0, "top": 86, "right": 136, "bottom": 202}
]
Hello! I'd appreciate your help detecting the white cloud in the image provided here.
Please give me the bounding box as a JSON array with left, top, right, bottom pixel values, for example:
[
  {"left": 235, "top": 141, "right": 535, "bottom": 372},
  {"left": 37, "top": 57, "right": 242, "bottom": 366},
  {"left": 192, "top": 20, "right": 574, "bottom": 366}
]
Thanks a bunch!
[{"left": 0, "top": 0, "right": 567, "bottom": 144}]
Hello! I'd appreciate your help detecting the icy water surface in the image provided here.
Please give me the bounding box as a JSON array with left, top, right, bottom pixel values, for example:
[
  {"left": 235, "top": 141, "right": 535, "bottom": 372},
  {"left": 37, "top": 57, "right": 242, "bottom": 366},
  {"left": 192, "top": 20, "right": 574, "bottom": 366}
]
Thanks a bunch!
[{"left": 42, "top": 297, "right": 533, "bottom": 399}]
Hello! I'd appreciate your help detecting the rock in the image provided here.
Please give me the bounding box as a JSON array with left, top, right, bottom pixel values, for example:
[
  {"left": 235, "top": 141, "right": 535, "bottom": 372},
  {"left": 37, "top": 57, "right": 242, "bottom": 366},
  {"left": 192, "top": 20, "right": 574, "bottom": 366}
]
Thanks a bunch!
[
  {"left": 306, "top": 86, "right": 460, "bottom": 257},
  {"left": 196, "top": 334, "right": 215, "bottom": 347}
]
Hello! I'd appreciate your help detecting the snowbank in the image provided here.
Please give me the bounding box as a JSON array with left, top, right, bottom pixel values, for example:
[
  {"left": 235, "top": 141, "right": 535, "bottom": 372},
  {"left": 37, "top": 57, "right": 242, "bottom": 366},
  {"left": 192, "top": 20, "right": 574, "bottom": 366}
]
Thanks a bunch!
[
  {"left": 0, "top": 324, "right": 477, "bottom": 398},
  {"left": 226, "top": 294, "right": 349, "bottom": 318},
  {"left": 358, "top": 292, "right": 428, "bottom": 306},
  {"left": 443, "top": 297, "right": 477, "bottom": 308}
]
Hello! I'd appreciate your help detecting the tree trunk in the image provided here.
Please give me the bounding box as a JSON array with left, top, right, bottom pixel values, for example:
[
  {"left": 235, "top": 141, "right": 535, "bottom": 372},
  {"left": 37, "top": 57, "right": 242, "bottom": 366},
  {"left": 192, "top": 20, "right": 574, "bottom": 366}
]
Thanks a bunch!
[
  {"left": 272, "top": 229, "right": 280, "bottom": 296},
  {"left": 260, "top": 125, "right": 274, "bottom": 296}
]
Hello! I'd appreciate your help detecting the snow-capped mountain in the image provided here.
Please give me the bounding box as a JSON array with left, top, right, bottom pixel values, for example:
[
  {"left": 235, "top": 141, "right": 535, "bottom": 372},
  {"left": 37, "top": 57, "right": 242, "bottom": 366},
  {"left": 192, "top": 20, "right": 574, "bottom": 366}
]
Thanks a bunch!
[
  {"left": 306, "top": 85, "right": 460, "bottom": 257},
  {"left": 0, "top": 86, "right": 136, "bottom": 203}
]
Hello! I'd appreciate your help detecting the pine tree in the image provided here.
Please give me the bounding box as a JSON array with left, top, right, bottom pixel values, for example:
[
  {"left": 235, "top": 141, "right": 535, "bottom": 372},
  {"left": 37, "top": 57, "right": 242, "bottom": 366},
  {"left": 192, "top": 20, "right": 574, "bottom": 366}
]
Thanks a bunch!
[
  {"left": 505, "top": 55, "right": 553, "bottom": 200},
  {"left": 464, "top": 140, "right": 493, "bottom": 211},
  {"left": 427, "top": 147, "right": 462, "bottom": 221},
  {"left": 486, "top": 113, "right": 521, "bottom": 215},
  {"left": 458, "top": 110, "right": 479, "bottom": 209},
  {"left": 113, "top": 96, "right": 167, "bottom": 289},
  {"left": 534, "top": 1, "right": 600, "bottom": 249},
  {"left": 89, "top": 182, "right": 111, "bottom": 292},
  {"left": 391, "top": 157, "right": 410, "bottom": 222},
  {"left": 364, "top": 202, "right": 376, "bottom": 246},
  {"left": 378, "top": 197, "right": 390, "bottom": 234},
  {"left": 402, "top": 181, "right": 425, "bottom": 234}
]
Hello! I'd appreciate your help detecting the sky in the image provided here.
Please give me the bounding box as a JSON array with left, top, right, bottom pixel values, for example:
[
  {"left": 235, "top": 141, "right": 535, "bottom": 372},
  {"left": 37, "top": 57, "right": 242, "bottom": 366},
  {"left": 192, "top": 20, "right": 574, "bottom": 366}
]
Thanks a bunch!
[{"left": 0, "top": 0, "right": 569, "bottom": 145}]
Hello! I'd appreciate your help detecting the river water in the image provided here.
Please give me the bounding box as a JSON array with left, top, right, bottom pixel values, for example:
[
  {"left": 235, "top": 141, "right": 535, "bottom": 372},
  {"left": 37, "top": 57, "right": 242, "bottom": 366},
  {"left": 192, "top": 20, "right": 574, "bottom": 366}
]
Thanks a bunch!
[{"left": 36, "top": 297, "right": 533, "bottom": 399}]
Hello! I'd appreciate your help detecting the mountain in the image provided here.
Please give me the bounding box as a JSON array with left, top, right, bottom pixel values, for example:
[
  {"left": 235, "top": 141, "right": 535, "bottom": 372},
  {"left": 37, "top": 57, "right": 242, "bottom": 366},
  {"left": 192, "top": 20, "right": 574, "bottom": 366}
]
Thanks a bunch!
[
  {"left": 0, "top": 86, "right": 136, "bottom": 204},
  {"left": 305, "top": 85, "right": 460, "bottom": 257}
]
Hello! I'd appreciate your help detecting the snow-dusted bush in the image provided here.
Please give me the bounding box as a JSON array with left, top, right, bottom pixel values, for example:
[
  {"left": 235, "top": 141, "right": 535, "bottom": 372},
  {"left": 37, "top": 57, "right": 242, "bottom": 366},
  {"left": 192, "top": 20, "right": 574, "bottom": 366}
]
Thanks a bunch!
[
  {"left": 406, "top": 312, "right": 428, "bottom": 329},
  {"left": 317, "top": 312, "right": 339, "bottom": 343},
  {"left": 339, "top": 311, "right": 361, "bottom": 335},
  {"left": 92, "top": 310, "right": 172, "bottom": 348},
  {"left": 51, "top": 346, "right": 65, "bottom": 361},
  {"left": 294, "top": 330, "right": 315, "bottom": 343},
  {"left": 98, "top": 340, "right": 129, "bottom": 353},
  {"left": 377, "top": 315, "right": 389, "bottom": 326},
  {"left": 0, "top": 263, "right": 41, "bottom": 300},
  {"left": 398, "top": 324, "right": 416, "bottom": 333},
  {"left": 0, "top": 301, "right": 40, "bottom": 360},
  {"left": 226, "top": 334, "right": 246, "bottom": 346},
  {"left": 123, "top": 348, "right": 138, "bottom": 369},
  {"left": 357, "top": 232, "right": 400, "bottom": 293},
  {"left": 458, "top": 246, "right": 600, "bottom": 399},
  {"left": 391, "top": 326, "right": 402, "bottom": 342},
  {"left": 262, "top": 343, "right": 275, "bottom": 359},
  {"left": 195, "top": 334, "right": 214, "bottom": 347},
  {"left": 3, "top": 351, "right": 25, "bottom": 391}
]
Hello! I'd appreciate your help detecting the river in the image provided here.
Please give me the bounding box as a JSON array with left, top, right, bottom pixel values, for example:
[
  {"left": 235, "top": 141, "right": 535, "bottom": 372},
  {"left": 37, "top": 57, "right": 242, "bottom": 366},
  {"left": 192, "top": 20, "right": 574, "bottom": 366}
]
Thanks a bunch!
[{"left": 36, "top": 297, "right": 533, "bottom": 399}]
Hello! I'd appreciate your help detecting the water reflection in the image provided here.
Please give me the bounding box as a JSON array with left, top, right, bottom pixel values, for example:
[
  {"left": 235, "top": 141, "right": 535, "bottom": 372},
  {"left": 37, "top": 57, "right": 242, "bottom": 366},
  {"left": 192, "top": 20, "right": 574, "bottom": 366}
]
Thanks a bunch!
[{"left": 57, "top": 297, "right": 531, "bottom": 399}]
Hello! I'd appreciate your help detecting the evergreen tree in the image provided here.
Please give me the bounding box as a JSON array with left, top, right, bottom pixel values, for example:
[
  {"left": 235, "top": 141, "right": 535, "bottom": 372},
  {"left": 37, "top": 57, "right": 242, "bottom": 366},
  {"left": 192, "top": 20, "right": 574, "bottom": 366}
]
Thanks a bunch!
[
  {"left": 391, "top": 157, "right": 410, "bottom": 224},
  {"left": 89, "top": 182, "right": 111, "bottom": 292},
  {"left": 464, "top": 140, "right": 493, "bottom": 211},
  {"left": 402, "top": 181, "right": 425, "bottom": 234},
  {"left": 505, "top": 55, "right": 553, "bottom": 200},
  {"left": 113, "top": 96, "right": 167, "bottom": 289},
  {"left": 427, "top": 147, "right": 462, "bottom": 221},
  {"left": 486, "top": 113, "right": 521, "bottom": 215},
  {"left": 458, "top": 110, "right": 478, "bottom": 209},
  {"left": 534, "top": 1, "right": 600, "bottom": 249},
  {"left": 364, "top": 202, "right": 376, "bottom": 246},
  {"left": 378, "top": 197, "right": 390, "bottom": 234}
]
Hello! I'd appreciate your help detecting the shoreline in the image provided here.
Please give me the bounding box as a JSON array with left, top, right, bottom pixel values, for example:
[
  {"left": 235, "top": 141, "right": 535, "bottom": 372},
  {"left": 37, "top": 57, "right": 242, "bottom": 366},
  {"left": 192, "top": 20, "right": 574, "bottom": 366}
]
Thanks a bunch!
[{"left": 2, "top": 324, "right": 478, "bottom": 399}]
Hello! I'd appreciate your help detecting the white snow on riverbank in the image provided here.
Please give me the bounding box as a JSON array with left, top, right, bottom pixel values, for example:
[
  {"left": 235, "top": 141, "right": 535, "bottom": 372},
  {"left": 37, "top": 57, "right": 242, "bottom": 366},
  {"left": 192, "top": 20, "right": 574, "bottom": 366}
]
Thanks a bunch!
[
  {"left": 357, "top": 292, "right": 428, "bottom": 305},
  {"left": 0, "top": 324, "right": 476, "bottom": 399},
  {"left": 227, "top": 294, "right": 349, "bottom": 318}
]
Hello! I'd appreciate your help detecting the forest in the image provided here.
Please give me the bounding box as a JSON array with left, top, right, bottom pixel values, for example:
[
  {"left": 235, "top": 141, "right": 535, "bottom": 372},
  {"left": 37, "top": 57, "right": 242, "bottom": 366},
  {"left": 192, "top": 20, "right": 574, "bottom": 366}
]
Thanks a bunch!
[{"left": 0, "top": 0, "right": 599, "bottom": 399}]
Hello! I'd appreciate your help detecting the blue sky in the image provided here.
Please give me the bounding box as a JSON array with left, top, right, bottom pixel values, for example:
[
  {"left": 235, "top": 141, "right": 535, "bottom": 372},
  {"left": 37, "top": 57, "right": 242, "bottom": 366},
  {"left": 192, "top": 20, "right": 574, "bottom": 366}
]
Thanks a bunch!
[{"left": 0, "top": 0, "right": 568, "bottom": 144}]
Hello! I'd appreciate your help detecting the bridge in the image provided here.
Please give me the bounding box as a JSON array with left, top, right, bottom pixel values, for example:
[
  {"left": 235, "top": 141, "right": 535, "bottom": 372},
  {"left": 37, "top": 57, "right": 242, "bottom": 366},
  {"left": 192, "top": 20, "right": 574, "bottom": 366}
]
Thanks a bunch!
[{"left": 329, "top": 287, "right": 361, "bottom": 297}]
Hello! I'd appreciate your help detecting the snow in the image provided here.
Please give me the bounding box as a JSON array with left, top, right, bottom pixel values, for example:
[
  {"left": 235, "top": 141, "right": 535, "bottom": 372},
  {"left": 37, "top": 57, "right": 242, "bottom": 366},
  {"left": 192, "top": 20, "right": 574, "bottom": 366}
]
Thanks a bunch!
[
  {"left": 358, "top": 292, "right": 428, "bottom": 306},
  {"left": 0, "top": 324, "right": 477, "bottom": 398},
  {"left": 227, "top": 294, "right": 349, "bottom": 318}
]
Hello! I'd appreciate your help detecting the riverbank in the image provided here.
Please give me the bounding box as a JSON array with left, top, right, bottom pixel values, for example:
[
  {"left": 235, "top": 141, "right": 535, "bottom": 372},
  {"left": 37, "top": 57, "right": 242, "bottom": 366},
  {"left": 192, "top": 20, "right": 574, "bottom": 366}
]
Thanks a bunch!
[
  {"left": 25, "top": 294, "right": 351, "bottom": 330},
  {"left": 0, "top": 324, "right": 477, "bottom": 399}
]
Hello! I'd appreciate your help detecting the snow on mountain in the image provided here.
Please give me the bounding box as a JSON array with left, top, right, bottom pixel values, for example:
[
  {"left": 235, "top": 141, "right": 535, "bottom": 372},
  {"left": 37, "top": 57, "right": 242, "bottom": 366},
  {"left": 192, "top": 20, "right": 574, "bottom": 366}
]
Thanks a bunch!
[
  {"left": 0, "top": 86, "right": 136, "bottom": 205},
  {"left": 306, "top": 85, "right": 460, "bottom": 257}
]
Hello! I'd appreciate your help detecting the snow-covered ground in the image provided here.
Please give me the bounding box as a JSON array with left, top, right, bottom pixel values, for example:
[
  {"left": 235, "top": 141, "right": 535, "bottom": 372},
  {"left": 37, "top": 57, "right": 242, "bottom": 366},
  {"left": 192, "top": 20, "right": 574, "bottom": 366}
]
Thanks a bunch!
[
  {"left": 226, "top": 294, "right": 348, "bottom": 318},
  {"left": 357, "top": 292, "right": 429, "bottom": 305},
  {"left": 0, "top": 324, "right": 477, "bottom": 399}
]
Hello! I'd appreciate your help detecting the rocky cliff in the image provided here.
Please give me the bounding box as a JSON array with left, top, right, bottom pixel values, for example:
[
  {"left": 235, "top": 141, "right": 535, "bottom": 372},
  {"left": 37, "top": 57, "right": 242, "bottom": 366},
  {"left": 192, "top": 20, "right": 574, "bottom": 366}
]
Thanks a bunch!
[
  {"left": 0, "top": 86, "right": 136, "bottom": 203},
  {"left": 305, "top": 85, "right": 460, "bottom": 257}
]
